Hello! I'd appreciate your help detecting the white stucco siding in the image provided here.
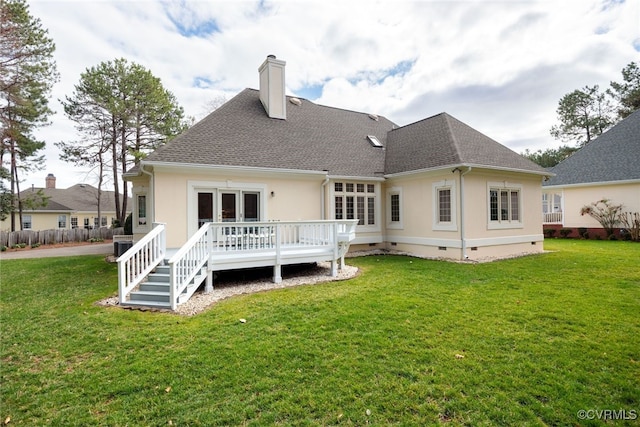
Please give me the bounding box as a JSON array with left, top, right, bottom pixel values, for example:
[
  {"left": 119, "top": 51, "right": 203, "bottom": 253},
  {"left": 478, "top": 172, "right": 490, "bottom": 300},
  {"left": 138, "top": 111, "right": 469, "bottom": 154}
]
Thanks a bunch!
[
  {"left": 553, "top": 181, "right": 640, "bottom": 228},
  {"left": 150, "top": 167, "right": 324, "bottom": 248}
]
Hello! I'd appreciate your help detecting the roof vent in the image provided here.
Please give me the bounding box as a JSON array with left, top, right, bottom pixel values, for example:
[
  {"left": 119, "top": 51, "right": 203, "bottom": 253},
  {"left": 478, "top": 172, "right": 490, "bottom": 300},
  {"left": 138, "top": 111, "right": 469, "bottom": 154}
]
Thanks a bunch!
[
  {"left": 289, "top": 97, "right": 302, "bottom": 106},
  {"left": 368, "top": 113, "right": 379, "bottom": 121}
]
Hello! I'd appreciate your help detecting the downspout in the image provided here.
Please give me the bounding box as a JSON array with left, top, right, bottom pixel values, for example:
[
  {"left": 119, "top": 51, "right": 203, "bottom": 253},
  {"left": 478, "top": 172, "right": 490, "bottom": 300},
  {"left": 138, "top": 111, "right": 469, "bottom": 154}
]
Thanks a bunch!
[
  {"left": 321, "top": 174, "right": 330, "bottom": 220},
  {"left": 459, "top": 166, "right": 472, "bottom": 260}
]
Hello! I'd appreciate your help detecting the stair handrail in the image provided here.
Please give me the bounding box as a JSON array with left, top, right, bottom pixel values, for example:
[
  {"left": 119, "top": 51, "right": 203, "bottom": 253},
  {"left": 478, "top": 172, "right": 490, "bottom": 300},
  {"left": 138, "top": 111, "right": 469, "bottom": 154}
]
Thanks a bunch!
[
  {"left": 167, "top": 222, "right": 212, "bottom": 310},
  {"left": 117, "top": 222, "right": 166, "bottom": 305}
]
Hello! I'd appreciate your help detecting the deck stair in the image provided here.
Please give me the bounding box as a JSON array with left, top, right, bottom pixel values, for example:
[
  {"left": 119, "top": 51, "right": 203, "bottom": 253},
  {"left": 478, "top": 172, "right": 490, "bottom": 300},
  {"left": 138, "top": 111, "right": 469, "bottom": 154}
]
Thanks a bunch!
[{"left": 122, "top": 264, "right": 206, "bottom": 309}]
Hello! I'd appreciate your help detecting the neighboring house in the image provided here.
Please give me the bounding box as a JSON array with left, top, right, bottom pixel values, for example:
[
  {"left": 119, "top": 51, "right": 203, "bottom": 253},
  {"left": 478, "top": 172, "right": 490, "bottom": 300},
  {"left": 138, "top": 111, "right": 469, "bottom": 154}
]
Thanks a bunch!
[
  {"left": 542, "top": 109, "right": 640, "bottom": 236},
  {"left": 125, "top": 56, "right": 549, "bottom": 262},
  {"left": 1, "top": 174, "right": 131, "bottom": 232}
]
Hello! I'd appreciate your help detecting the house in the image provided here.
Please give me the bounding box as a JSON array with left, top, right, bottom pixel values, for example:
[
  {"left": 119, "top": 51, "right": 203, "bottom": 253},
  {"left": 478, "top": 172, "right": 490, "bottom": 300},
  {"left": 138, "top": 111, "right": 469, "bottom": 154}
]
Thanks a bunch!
[
  {"left": 119, "top": 56, "right": 549, "bottom": 309},
  {"left": 0, "top": 174, "right": 131, "bottom": 232},
  {"left": 542, "top": 109, "right": 640, "bottom": 237}
]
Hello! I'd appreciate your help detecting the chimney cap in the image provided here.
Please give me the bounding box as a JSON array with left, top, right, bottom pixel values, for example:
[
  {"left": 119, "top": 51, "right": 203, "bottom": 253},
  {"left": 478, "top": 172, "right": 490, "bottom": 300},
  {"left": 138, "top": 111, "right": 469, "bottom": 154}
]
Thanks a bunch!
[{"left": 267, "top": 54, "right": 276, "bottom": 59}]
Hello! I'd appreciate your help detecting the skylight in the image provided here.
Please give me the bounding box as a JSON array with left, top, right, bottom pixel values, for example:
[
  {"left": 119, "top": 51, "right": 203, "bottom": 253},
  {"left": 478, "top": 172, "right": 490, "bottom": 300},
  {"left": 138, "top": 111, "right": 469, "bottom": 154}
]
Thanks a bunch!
[{"left": 367, "top": 135, "right": 383, "bottom": 147}]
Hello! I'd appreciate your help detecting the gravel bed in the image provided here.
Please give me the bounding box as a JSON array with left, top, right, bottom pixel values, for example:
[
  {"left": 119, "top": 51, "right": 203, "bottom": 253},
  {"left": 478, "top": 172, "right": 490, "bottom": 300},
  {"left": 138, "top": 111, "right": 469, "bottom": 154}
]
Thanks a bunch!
[{"left": 97, "top": 262, "right": 358, "bottom": 316}]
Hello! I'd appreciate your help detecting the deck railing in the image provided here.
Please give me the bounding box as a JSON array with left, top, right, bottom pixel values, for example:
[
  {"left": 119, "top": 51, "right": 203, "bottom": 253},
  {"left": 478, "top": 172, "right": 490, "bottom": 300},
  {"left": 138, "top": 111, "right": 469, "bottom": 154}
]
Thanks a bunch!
[
  {"left": 167, "top": 222, "right": 213, "bottom": 310},
  {"left": 118, "top": 220, "right": 358, "bottom": 310},
  {"left": 117, "top": 222, "right": 166, "bottom": 304},
  {"left": 543, "top": 212, "right": 563, "bottom": 224}
]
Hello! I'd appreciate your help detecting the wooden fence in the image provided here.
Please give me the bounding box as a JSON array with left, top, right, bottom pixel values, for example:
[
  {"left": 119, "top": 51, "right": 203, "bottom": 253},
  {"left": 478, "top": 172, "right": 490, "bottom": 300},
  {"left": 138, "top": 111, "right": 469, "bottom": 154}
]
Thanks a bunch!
[{"left": 0, "top": 227, "right": 125, "bottom": 248}]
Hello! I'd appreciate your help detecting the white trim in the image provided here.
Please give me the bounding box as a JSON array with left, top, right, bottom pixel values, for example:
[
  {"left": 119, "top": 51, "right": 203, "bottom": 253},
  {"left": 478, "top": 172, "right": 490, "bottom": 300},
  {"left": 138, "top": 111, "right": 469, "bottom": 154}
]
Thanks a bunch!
[
  {"left": 330, "top": 180, "right": 382, "bottom": 234},
  {"left": 385, "top": 163, "right": 552, "bottom": 179},
  {"left": 386, "top": 186, "right": 403, "bottom": 230},
  {"left": 385, "top": 234, "right": 543, "bottom": 249},
  {"left": 487, "top": 181, "right": 523, "bottom": 230},
  {"left": 352, "top": 235, "right": 384, "bottom": 245},
  {"left": 466, "top": 234, "right": 544, "bottom": 247},
  {"left": 328, "top": 175, "right": 386, "bottom": 182},
  {"left": 386, "top": 235, "right": 462, "bottom": 248},
  {"left": 432, "top": 180, "right": 458, "bottom": 231},
  {"left": 142, "top": 161, "right": 328, "bottom": 178},
  {"left": 187, "top": 180, "right": 267, "bottom": 238},
  {"left": 133, "top": 189, "right": 149, "bottom": 234},
  {"left": 543, "top": 178, "right": 640, "bottom": 189}
]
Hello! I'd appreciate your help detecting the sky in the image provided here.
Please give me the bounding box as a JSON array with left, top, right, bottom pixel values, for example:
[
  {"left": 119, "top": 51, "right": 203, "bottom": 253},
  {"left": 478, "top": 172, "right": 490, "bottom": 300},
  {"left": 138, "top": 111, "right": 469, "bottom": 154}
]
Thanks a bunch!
[{"left": 21, "top": 0, "right": 640, "bottom": 190}]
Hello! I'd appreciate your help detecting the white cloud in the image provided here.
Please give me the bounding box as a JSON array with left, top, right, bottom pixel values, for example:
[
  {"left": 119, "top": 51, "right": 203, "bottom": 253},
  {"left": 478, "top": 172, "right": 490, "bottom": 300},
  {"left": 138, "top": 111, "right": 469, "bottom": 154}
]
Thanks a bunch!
[{"left": 19, "top": 0, "right": 640, "bottom": 190}]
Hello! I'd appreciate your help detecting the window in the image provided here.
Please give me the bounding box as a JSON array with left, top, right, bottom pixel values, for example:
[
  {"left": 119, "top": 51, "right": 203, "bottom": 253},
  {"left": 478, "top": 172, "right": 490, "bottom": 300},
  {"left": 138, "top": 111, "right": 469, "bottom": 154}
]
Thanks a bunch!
[
  {"left": 137, "top": 195, "right": 147, "bottom": 225},
  {"left": 22, "top": 215, "right": 32, "bottom": 230},
  {"left": 334, "top": 181, "right": 377, "bottom": 228},
  {"left": 488, "top": 183, "right": 522, "bottom": 228},
  {"left": 71, "top": 217, "right": 78, "bottom": 229},
  {"left": 438, "top": 188, "right": 452, "bottom": 222},
  {"left": 58, "top": 215, "right": 67, "bottom": 229},
  {"left": 84, "top": 218, "right": 90, "bottom": 229},
  {"left": 391, "top": 195, "right": 400, "bottom": 222},
  {"left": 94, "top": 217, "right": 99, "bottom": 228},
  {"left": 101, "top": 216, "right": 107, "bottom": 227},
  {"left": 387, "top": 187, "right": 403, "bottom": 229},
  {"left": 432, "top": 181, "right": 457, "bottom": 231}
]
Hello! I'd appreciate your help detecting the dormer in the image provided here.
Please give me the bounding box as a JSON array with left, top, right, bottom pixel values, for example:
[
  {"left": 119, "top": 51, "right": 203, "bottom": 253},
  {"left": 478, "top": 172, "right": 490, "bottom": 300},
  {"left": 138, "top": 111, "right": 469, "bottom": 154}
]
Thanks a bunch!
[{"left": 258, "top": 55, "right": 286, "bottom": 120}]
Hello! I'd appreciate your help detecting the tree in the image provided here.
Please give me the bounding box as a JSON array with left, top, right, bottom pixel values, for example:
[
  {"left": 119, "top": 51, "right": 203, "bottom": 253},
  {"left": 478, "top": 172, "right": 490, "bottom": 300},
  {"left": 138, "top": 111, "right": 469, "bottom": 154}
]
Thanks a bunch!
[
  {"left": 0, "top": 0, "right": 58, "bottom": 231},
  {"left": 608, "top": 61, "right": 640, "bottom": 119},
  {"left": 550, "top": 85, "right": 614, "bottom": 147},
  {"left": 522, "top": 145, "right": 578, "bottom": 168},
  {"left": 58, "top": 58, "right": 188, "bottom": 225}
]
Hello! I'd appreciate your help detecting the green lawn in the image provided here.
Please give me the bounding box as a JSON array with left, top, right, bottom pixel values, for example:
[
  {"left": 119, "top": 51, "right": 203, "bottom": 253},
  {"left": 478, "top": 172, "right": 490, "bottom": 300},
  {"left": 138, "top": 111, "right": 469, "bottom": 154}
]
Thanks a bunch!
[{"left": 1, "top": 240, "right": 639, "bottom": 426}]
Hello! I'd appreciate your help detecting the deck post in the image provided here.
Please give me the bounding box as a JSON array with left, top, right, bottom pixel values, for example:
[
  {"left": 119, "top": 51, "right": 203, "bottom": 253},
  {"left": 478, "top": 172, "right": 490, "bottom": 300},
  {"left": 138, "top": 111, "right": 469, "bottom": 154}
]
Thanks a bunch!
[
  {"left": 205, "top": 223, "right": 213, "bottom": 293},
  {"left": 274, "top": 224, "right": 282, "bottom": 283},
  {"left": 274, "top": 264, "right": 282, "bottom": 283}
]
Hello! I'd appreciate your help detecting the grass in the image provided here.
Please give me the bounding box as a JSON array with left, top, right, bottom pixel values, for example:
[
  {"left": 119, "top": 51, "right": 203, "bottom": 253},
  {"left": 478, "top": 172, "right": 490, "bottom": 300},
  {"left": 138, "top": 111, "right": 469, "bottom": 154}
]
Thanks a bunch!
[{"left": 1, "top": 239, "right": 639, "bottom": 426}]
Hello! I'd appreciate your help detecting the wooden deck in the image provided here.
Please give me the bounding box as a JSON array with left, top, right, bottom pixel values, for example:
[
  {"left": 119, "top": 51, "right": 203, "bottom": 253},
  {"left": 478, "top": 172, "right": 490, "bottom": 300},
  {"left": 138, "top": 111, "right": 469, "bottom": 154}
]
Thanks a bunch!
[{"left": 118, "top": 220, "right": 357, "bottom": 310}]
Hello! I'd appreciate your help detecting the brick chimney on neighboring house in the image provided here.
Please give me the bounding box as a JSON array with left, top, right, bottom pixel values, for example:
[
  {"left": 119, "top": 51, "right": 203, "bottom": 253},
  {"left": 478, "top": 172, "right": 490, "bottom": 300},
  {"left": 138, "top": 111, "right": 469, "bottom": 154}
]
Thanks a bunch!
[
  {"left": 46, "top": 173, "right": 56, "bottom": 189},
  {"left": 258, "top": 55, "right": 286, "bottom": 120}
]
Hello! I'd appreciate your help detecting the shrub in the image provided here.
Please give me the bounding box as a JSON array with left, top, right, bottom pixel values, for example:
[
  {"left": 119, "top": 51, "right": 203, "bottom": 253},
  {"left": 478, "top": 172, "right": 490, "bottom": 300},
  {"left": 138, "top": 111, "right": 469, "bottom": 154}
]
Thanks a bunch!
[
  {"left": 124, "top": 213, "right": 133, "bottom": 235},
  {"left": 89, "top": 237, "right": 104, "bottom": 243},
  {"left": 580, "top": 199, "right": 623, "bottom": 238},
  {"left": 578, "top": 227, "right": 589, "bottom": 239},
  {"left": 11, "top": 243, "right": 26, "bottom": 249},
  {"left": 30, "top": 243, "right": 41, "bottom": 248},
  {"left": 559, "top": 228, "right": 572, "bottom": 238},
  {"left": 1, "top": 245, "right": 6, "bottom": 252},
  {"left": 619, "top": 211, "right": 640, "bottom": 242},
  {"left": 544, "top": 228, "right": 557, "bottom": 238}
]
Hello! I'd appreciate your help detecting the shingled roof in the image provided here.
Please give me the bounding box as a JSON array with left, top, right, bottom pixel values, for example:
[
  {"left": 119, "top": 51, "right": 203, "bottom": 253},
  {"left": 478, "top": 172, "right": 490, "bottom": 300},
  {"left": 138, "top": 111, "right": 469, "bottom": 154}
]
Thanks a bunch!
[
  {"left": 145, "top": 89, "right": 395, "bottom": 178},
  {"left": 385, "top": 113, "right": 547, "bottom": 175},
  {"left": 20, "top": 184, "right": 128, "bottom": 212},
  {"left": 544, "top": 109, "right": 640, "bottom": 186},
  {"left": 141, "top": 88, "right": 547, "bottom": 178}
]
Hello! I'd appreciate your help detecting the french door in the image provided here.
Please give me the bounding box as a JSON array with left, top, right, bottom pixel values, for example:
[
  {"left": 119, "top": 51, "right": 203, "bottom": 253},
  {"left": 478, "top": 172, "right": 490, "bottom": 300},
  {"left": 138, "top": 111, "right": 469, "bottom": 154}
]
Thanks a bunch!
[{"left": 197, "top": 190, "right": 260, "bottom": 228}]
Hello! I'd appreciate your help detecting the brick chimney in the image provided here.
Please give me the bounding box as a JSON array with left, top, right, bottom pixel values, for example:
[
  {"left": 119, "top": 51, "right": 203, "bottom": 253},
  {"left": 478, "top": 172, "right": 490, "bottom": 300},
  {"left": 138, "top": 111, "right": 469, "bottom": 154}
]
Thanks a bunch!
[
  {"left": 258, "top": 55, "right": 286, "bottom": 120},
  {"left": 46, "top": 173, "right": 56, "bottom": 189}
]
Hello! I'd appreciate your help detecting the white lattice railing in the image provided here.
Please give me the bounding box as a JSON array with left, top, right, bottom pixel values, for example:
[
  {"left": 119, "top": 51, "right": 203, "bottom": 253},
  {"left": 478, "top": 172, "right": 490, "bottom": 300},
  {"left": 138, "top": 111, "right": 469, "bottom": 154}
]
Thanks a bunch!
[
  {"left": 543, "top": 212, "right": 563, "bottom": 224},
  {"left": 117, "top": 222, "right": 166, "bottom": 304},
  {"left": 208, "top": 220, "right": 357, "bottom": 251},
  {"left": 167, "top": 222, "right": 213, "bottom": 310}
]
